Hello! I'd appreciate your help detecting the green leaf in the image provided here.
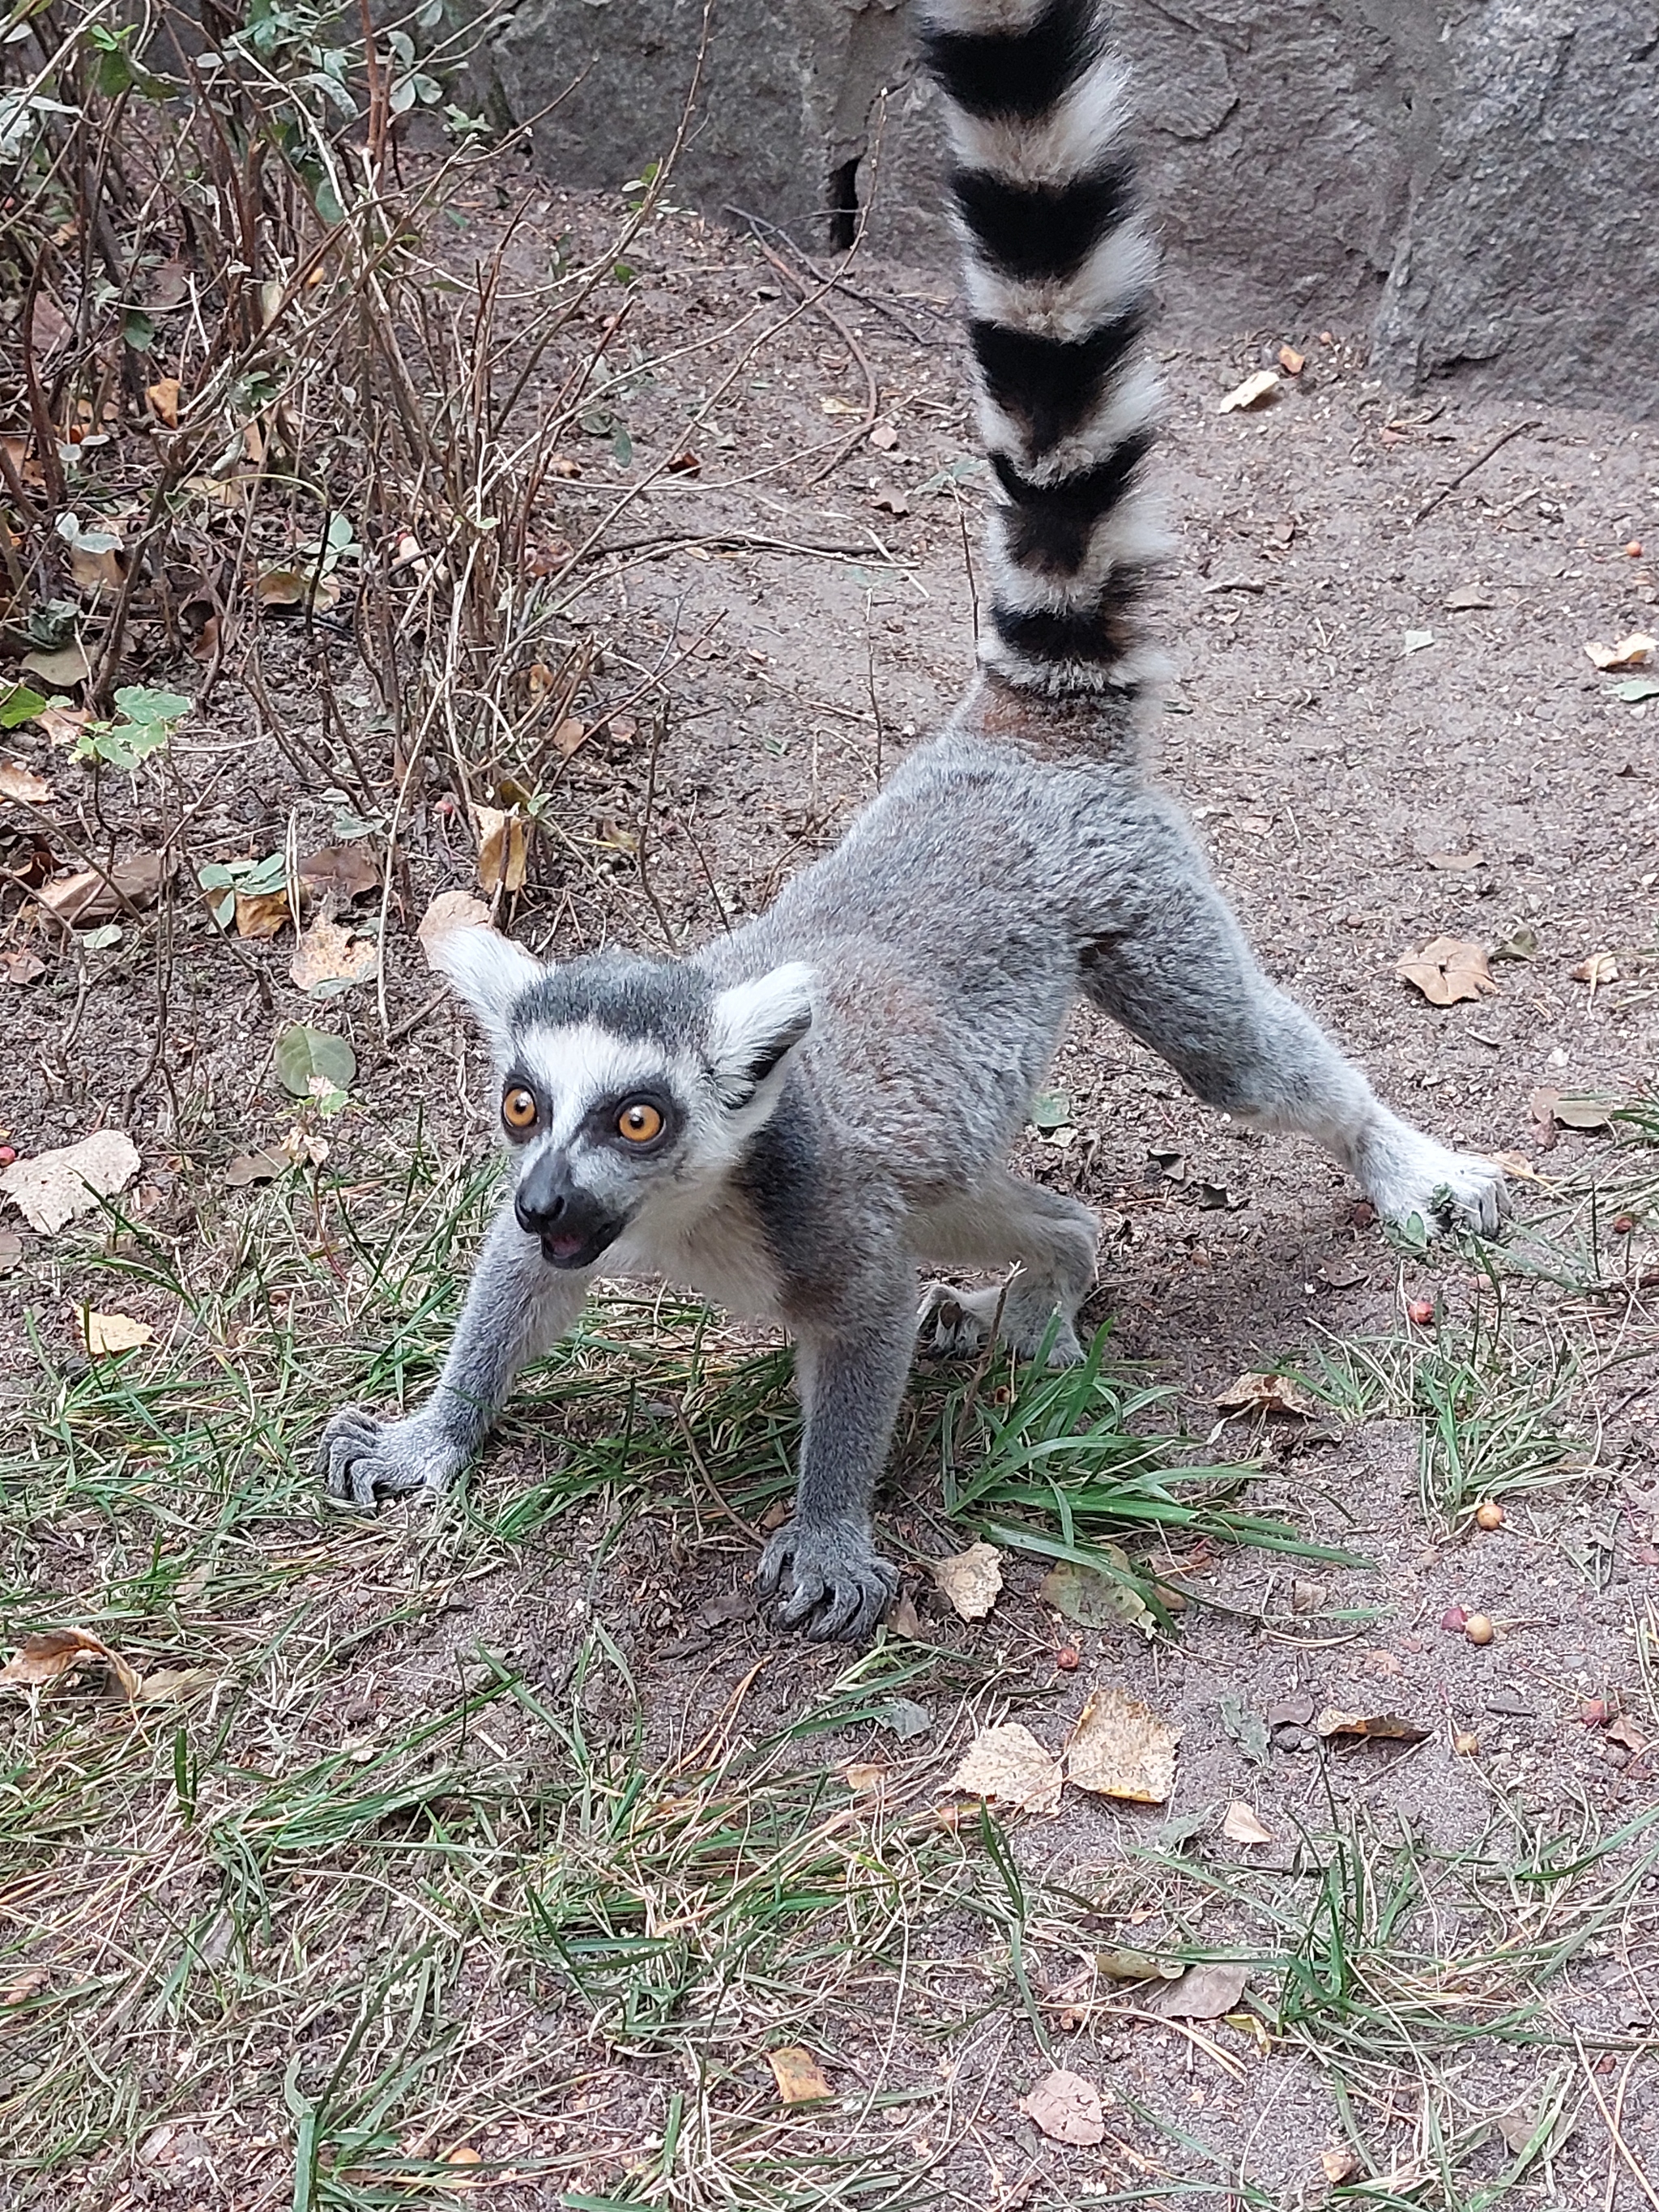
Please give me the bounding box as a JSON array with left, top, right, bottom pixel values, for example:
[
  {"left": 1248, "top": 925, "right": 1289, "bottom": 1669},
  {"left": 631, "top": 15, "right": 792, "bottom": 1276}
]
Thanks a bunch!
[
  {"left": 1607, "top": 676, "right": 1659, "bottom": 703},
  {"left": 275, "top": 1025, "right": 356, "bottom": 1099},
  {"left": 121, "top": 309, "right": 156, "bottom": 352},
  {"left": 1039, "top": 1554, "right": 1156, "bottom": 1637},
  {"left": 113, "top": 685, "right": 191, "bottom": 724},
  {"left": 1029, "top": 1088, "right": 1072, "bottom": 1134},
  {"left": 80, "top": 922, "right": 123, "bottom": 950},
  {"left": 196, "top": 863, "right": 236, "bottom": 928},
  {"left": 1218, "top": 1690, "right": 1270, "bottom": 1768},
  {"left": 869, "top": 1697, "right": 932, "bottom": 1741},
  {"left": 0, "top": 684, "right": 49, "bottom": 730}
]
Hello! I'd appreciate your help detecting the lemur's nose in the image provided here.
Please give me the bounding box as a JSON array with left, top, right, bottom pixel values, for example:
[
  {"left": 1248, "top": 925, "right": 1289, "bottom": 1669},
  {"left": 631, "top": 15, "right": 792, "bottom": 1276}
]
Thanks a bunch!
[{"left": 514, "top": 1153, "right": 573, "bottom": 1234}]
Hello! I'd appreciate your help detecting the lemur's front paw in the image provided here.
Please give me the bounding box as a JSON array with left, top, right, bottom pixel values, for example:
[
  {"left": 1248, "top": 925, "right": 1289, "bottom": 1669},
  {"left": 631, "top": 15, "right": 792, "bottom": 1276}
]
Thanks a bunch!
[
  {"left": 318, "top": 1408, "right": 464, "bottom": 1511},
  {"left": 756, "top": 1519, "right": 899, "bottom": 1644},
  {"left": 1361, "top": 1129, "right": 1510, "bottom": 1241}
]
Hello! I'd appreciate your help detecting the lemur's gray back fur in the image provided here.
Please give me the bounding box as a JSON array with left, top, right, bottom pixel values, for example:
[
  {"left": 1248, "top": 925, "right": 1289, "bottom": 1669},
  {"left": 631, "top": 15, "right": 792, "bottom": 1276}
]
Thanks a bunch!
[{"left": 318, "top": 0, "right": 1508, "bottom": 1643}]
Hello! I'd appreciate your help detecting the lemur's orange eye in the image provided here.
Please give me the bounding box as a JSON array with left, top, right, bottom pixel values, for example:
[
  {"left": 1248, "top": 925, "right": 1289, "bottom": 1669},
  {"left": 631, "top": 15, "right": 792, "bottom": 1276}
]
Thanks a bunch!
[
  {"left": 502, "top": 1086, "right": 538, "bottom": 1131},
  {"left": 616, "top": 1100, "right": 664, "bottom": 1144}
]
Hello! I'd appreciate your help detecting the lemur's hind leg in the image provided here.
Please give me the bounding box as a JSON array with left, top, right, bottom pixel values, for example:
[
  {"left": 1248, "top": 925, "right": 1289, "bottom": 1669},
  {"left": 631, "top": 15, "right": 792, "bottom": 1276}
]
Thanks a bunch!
[
  {"left": 912, "top": 1174, "right": 1099, "bottom": 1366},
  {"left": 1081, "top": 799, "right": 1508, "bottom": 1237}
]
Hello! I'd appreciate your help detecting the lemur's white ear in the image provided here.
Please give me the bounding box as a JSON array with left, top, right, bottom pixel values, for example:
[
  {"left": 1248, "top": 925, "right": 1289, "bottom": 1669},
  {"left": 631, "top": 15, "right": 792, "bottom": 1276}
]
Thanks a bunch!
[
  {"left": 708, "top": 962, "right": 816, "bottom": 1106},
  {"left": 426, "top": 926, "right": 545, "bottom": 1052}
]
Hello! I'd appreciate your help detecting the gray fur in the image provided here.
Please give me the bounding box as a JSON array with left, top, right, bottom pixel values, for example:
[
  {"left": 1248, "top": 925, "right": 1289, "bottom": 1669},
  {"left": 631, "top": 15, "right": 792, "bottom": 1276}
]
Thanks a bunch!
[{"left": 318, "top": 0, "right": 1508, "bottom": 1640}]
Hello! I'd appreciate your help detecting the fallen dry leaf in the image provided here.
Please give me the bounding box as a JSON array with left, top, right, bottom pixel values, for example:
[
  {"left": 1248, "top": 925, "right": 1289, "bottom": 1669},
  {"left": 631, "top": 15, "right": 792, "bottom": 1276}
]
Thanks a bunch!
[
  {"left": 298, "top": 845, "right": 378, "bottom": 905},
  {"left": 0, "top": 1626, "right": 139, "bottom": 1700},
  {"left": 146, "top": 377, "right": 182, "bottom": 428},
  {"left": 84, "top": 1310, "right": 154, "bottom": 1356},
  {"left": 1222, "top": 1801, "right": 1275, "bottom": 1846},
  {"left": 1066, "top": 1686, "right": 1179, "bottom": 1804},
  {"left": 234, "top": 889, "right": 291, "bottom": 940},
  {"left": 1145, "top": 1960, "right": 1249, "bottom": 2020},
  {"left": 1315, "top": 1708, "right": 1429, "bottom": 1745},
  {"left": 1, "top": 1969, "right": 49, "bottom": 2008},
  {"left": 1020, "top": 2068, "right": 1105, "bottom": 2146},
  {"left": 931, "top": 1540, "right": 1003, "bottom": 1620},
  {"left": 766, "top": 2046, "right": 832, "bottom": 2105},
  {"left": 1571, "top": 951, "right": 1618, "bottom": 995},
  {"left": 1320, "top": 2147, "right": 1360, "bottom": 2184},
  {"left": 948, "top": 1722, "right": 1064, "bottom": 1816},
  {"left": 0, "top": 1229, "right": 23, "bottom": 1272},
  {"left": 68, "top": 542, "right": 122, "bottom": 593},
  {"left": 1491, "top": 1149, "right": 1537, "bottom": 1178},
  {"left": 417, "top": 890, "right": 494, "bottom": 965},
  {"left": 1444, "top": 583, "right": 1496, "bottom": 610},
  {"left": 257, "top": 567, "right": 339, "bottom": 613},
  {"left": 552, "top": 717, "right": 588, "bottom": 760},
  {"left": 1218, "top": 369, "right": 1280, "bottom": 413},
  {"left": 224, "top": 1149, "right": 288, "bottom": 1188},
  {"left": 842, "top": 1759, "right": 887, "bottom": 1796},
  {"left": 0, "top": 762, "right": 53, "bottom": 804},
  {"left": 37, "top": 703, "right": 92, "bottom": 746},
  {"left": 1529, "top": 1088, "right": 1612, "bottom": 1132},
  {"left": 37, "top": 850, "right": 173, "bottom": 927},
  {"left": 1215, "top": 1370, "right": 1322, "bottom": 1419},
  {"left": 0, "top": 1128, "right": 140, "bottom": 1234},
  {"left": 21, "top": 641, "right": 89, "bottom": 688},
  {"left": 1582, "top": 632, "right": 1655, "bottom": 671},
  {"left": 291, "top": 914, "right": 377, "bottom": 992},
  {"left": 2, "top": 949, "right": 46, "bottom": 987},
  {"left": 1394, "top": 936, "right": 1497, "bottom": 1007},
  {"left": 473, "top": 805, "right": 530, "bottom": 895},
  {"left": 1277, "top": 344, "right": 1305, "bottom": 375}
]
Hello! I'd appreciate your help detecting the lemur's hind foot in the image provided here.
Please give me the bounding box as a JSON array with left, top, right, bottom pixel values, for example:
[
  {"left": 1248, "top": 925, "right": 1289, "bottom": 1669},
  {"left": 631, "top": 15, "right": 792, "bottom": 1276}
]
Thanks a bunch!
[{"left": 917, "top": 1278, "right": 1087, "bottom": 1367}]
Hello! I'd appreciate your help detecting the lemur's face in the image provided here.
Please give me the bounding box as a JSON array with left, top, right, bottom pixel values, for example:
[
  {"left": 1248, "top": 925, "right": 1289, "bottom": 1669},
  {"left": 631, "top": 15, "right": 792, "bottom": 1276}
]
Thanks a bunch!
[
  {"left": 497, "top": 1022, "right": 714, "bottom": 1268},
  {"left": 427, "top": 931, "right": 817, "bottom": 1272}
]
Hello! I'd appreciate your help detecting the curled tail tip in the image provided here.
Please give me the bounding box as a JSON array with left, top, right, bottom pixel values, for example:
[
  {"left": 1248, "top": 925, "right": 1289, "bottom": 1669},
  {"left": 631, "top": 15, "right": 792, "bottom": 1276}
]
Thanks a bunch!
[{"left": 921, "top": 0, "right": 1165, "bottom": 701}]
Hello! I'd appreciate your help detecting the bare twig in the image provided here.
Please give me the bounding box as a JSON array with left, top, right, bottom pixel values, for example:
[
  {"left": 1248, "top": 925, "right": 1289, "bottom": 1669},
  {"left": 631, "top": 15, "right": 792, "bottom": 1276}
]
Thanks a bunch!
[{"left": 1411, "top": 419, "right": 1542, "bottom": 526}]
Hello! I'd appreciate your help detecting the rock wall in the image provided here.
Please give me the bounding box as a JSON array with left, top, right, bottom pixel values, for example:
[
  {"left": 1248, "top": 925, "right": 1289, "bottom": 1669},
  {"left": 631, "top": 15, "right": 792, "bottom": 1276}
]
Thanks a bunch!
[{"left": 484, "top": 0, "right": 1659, "bottom": 416}]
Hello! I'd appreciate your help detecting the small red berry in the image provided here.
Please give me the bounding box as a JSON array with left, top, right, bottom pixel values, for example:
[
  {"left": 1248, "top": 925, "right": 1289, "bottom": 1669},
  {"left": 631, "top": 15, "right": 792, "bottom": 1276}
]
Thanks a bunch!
[
  {"left": 1405, "top": 1297, "right": 1435, "bottom": 1326},
  {"left": 0, "top": 1145, "right": 15, "bottom": 1166},
  {"left": 1056, "top": 1645, "right": 1081, "bottom": 1672}
]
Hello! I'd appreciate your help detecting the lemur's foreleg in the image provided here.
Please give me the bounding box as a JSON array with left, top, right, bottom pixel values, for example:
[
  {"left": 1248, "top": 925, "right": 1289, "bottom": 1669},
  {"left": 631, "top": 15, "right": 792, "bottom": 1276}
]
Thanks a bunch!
[{"left": 318, "top": 1204, "right": 587, "bottom": 1508}]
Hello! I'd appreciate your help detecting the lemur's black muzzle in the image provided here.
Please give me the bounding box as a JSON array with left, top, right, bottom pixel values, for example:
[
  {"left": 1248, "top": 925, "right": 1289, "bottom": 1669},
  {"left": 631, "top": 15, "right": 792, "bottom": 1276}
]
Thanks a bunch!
[{"left": 514, "top": 1153, "right": 625, "bottom": 1270}]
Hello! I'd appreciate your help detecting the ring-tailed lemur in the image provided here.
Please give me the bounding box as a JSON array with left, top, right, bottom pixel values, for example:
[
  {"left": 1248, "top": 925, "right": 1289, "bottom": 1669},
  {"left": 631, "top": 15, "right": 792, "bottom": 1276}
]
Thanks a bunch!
[{"left": 318, "top": 0, "right": 1508, "bottom": 1641}]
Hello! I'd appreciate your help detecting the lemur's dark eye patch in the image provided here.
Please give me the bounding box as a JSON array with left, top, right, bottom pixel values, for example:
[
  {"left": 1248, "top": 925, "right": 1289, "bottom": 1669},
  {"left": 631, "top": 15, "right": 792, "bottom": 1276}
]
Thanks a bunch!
[{"left": 502, "top": 1085, "right": 539, "bottom": 1132}]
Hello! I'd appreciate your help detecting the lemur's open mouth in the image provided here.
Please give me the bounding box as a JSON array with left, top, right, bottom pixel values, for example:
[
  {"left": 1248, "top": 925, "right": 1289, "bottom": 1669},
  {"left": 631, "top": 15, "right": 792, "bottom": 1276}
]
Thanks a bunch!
[{"left": 540, "top": 1220, "right": 624, "bottom": 1270}]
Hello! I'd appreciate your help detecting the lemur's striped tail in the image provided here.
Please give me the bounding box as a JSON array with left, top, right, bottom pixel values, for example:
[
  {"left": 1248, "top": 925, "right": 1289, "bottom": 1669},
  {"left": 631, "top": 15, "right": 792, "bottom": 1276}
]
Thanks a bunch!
[{"left": 917, "top": 0, "right": 1166, "bottom": 700}]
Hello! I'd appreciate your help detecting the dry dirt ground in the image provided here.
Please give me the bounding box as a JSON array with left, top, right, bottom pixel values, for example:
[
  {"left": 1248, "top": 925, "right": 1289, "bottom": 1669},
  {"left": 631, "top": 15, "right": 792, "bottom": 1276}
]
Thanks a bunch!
[{"left": 2, "top": 173, "right": 1658, "bottom": 2212}]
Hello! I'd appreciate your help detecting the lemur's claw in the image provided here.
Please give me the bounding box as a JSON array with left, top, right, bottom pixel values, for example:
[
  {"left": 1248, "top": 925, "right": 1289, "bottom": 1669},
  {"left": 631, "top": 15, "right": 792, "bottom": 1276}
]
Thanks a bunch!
[
  {"left": 757, "top": 1520, "right": 899, "bottom": 1645},
  {"left": 317, "top": 1407, "right": 462, "bottom": 1511}
]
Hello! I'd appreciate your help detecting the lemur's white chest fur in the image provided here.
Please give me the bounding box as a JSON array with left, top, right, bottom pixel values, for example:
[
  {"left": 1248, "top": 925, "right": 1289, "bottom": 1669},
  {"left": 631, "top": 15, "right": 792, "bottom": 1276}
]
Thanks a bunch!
[{"left": 606, "top": 1188, "right": 783, "bottom": 1320}]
